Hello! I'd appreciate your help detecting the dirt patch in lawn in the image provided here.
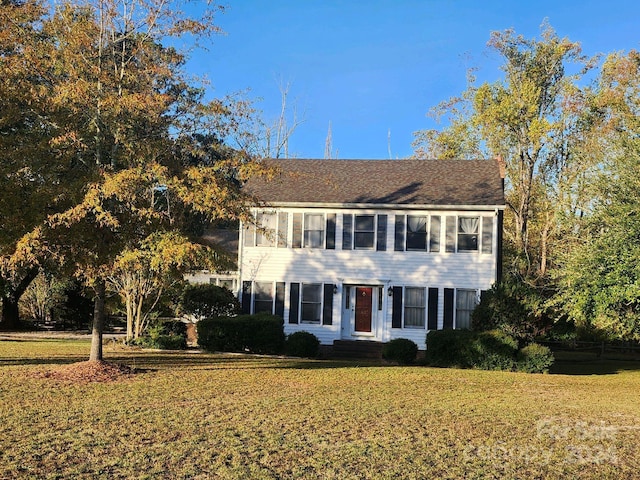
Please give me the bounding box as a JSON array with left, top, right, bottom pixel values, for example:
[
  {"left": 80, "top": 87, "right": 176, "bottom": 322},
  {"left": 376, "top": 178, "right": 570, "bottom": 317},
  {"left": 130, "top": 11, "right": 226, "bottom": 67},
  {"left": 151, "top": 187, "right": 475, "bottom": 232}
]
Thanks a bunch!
[{"left": 31, "top": 360, "right": 140, "bottom": 383}]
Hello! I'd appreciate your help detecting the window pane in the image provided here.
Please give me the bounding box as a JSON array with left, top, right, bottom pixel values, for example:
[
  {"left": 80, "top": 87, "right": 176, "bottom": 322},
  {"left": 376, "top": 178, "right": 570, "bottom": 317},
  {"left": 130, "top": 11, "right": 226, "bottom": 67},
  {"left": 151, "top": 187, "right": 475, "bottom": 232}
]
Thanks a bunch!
[
  {"left": 254, "top": 282, "right": 272, "bottom": 301},
  {"left": 458, "top": 216, "right": 479, "bottom": 251},
  {"left": 354, "top": 232, "right": 375, "bottom": 248},
  {"left": 304, "top": 214, "right": 324, "bottom": 248},
  {"left": 406, "top": 215, "right": 427, "bottom": 250},
  {"left": 256, "top": 213, "right": 276, "bottom": 246},
  {"left": 455, "top": 289, "right": 477, "bottom": 329},
  {"left": 354, "top": 215, "right": 375, "bottom": 249},
  {"left": 355, "top": 215, "right": 374, "bottom": 231},
  {"left": 404, "top": 287, "right": 425, "bottom": 328},
  {"left": 302, "top": 283, "right": 322, "bottom": 302},
  {"left": 254, "top": 282, "right": 273, "bottom": 314},
  {"left": 301, "top": 283, "right": 322, "bottom": 323}
]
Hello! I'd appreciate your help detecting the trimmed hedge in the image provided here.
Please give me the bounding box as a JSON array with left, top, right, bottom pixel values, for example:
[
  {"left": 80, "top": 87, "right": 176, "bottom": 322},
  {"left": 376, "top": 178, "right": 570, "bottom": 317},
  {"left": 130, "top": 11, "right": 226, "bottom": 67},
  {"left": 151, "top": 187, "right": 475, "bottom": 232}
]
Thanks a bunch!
[
  {"left": 180, "top": 283, "right": 241, "bottom": 319},
  {"left": 157, "top": 319, "right": 187, "bottom": 337},
  {"left": 425, "top": 329, "right": 553, "bottom": 373},
  {"left": 197, "top": 313, "right": 285, "bottom": 354},
  {"left": 285, "top": 331, "right": 320, "bottom": 358},
  {"left": 132, "top": 320, "right": 188, "bottom": 350},
  {"left": 382, "top": 338, "right": 418, "bottom": 365}
]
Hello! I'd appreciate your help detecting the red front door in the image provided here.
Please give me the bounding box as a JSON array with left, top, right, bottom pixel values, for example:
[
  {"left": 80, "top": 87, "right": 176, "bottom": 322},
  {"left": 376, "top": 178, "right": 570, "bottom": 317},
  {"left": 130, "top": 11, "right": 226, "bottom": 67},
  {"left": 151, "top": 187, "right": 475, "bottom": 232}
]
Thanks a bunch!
[{"left": 354, "top": 287, "right": 373, "bottom": 332}]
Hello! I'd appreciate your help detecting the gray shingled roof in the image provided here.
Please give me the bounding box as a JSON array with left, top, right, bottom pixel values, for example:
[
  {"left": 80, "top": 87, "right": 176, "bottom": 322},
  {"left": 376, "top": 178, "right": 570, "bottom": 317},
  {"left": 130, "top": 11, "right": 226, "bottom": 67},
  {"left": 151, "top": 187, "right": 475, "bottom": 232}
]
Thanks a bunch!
[{"left": 245, "top": 159, "right": 504, "bottom": 207}]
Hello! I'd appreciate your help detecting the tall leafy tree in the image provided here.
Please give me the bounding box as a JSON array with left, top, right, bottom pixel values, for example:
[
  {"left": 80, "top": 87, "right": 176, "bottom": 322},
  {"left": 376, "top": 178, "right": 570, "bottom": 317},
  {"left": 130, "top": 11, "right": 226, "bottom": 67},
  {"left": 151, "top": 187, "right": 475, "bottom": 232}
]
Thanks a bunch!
[
  {"left": 0, "top": 0, "right": 66, "bottom": 328},
  {"left": 2, "top": 0, "right": 269, "bottom": 359},
  {"left": 413, "top": 22, "right": 597, "bottom": 280},
  {"left": 558, "top": 51, "right": 640, "bottom": 340}
]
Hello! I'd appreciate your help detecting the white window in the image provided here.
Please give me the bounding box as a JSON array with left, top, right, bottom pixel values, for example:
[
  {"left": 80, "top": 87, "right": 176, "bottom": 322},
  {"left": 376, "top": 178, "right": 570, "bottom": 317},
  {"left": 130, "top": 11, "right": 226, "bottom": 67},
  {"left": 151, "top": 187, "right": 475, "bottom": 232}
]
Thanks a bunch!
[
  {"left": 253, "top": 282, "right": 274, "bottom": 314},
  {"left": 404, "top": 287, "right": 426, "bottom": 328},
  {"left": 209, "top": 277, "right": 237, "bottom": 292},
  {"left": 304, "top": 214, "right": 324, "bottom": 248},
  {"left": 301, "top": 283, "right": 322, "bottom": 323},
  {"left": 458, "top": 217, "right": 479, "bottom": 251},
  {"left": 256, "top": 212, "right": 277, "bottom": 247},
  {"left": 354, "top": 215, "right": 375, "bottom": 249},
  {"left": 456, "top": 289, "right": 478, "bottom": 329},
  {"left": 406, "top": 215, "right": 428, "bottom": 250}
]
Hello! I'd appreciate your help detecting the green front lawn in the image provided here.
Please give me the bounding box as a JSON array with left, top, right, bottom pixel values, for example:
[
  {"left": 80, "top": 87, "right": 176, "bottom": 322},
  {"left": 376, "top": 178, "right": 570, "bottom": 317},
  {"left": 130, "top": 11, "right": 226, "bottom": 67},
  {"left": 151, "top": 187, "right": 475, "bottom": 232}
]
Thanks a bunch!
[{"left": 1, "top": 338, "right": 639, "bottom": 479}]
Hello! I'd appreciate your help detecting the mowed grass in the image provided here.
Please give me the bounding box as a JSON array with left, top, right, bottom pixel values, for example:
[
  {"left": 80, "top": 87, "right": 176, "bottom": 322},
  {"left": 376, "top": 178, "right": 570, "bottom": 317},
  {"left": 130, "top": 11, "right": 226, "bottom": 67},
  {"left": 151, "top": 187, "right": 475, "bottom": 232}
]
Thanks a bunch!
[{"left": 1, "top": 338, "right": 639, "bottom": 479}]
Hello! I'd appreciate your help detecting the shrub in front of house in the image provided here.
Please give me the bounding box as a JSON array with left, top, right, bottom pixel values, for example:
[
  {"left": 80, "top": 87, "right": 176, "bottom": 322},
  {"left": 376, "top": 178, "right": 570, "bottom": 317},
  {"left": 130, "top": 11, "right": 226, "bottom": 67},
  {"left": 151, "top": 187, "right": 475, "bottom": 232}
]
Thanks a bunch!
[
  {"left": 471, "top": 329, "right": 519, "bottom": 371},
  {"left": 425, "top": 329, "right": 518, "bottom": 370},
  {"left": 285, "top": 331, "right": 320, "bottom": 358},
  {"left": 425, "top": 329, "right": 553, "bottom": 373},
  {"left": 471, "top": 275, "right": 554, "bottom": 343},
  {"left": 133, "top": 320, "right": 188, "bottom": 350},
  {"left": 382, "top": 338, "right": 419, "bottom": 365},
  {"left": 179, "top": 283, "right": 241, "bottom": 320},
  {"left": 197, "top": 313, "right": 285, "bottom": 354},
  {"left": 424, "top": 329, "right": 476, "bottom": 368},
  {"left": 516, "top": 343, "right": 554, "bottom": 373}
]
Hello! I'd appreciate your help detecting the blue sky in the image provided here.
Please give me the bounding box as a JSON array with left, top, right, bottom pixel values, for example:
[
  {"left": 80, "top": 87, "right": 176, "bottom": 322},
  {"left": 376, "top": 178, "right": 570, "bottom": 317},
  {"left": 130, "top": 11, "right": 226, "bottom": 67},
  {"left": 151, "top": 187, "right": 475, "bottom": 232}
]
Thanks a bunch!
[{"left": 191, "top": 0, "right": 640, "bottom": 159}]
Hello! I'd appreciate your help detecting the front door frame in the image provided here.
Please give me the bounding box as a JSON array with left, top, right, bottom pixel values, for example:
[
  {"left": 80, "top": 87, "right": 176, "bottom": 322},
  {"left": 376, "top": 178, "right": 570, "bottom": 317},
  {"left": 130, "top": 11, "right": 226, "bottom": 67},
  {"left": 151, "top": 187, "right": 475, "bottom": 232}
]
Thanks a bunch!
[{"left": 341, "top": 283, "right": 384, "bottom": 340}]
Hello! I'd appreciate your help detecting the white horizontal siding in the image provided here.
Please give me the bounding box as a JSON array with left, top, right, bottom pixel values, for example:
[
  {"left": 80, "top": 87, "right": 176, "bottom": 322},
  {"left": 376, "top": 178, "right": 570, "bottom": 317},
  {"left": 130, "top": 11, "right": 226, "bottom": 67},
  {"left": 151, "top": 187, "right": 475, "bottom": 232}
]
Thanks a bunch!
[
  {"left": 241, "top": 249, "right": 496, "bottom": 289},
  {"left": 239, "top": 207, "right": 501, "bottom": 348}
]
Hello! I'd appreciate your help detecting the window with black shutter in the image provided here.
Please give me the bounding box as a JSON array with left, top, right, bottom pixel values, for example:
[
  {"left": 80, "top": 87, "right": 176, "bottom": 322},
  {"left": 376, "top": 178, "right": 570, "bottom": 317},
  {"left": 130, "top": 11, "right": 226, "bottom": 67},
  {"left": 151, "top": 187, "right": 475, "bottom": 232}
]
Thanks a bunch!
[{"left": 376, "top": 215, "right": 387, "bottom": 251}]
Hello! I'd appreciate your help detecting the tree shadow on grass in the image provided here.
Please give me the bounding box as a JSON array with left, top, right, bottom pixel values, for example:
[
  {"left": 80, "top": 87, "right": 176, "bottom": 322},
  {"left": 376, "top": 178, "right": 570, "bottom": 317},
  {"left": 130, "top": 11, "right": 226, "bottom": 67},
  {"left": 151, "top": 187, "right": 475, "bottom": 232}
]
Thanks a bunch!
[{"left": 549, "top": 351, "right": 640, "bottom": 375}]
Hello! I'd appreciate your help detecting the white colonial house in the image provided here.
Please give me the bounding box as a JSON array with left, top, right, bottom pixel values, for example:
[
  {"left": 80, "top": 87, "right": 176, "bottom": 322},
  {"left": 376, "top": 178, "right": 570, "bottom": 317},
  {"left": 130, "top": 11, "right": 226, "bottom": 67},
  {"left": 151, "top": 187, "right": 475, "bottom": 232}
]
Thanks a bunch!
[{"left": 191, "top": 158, "right": 505, "bottom": 350}]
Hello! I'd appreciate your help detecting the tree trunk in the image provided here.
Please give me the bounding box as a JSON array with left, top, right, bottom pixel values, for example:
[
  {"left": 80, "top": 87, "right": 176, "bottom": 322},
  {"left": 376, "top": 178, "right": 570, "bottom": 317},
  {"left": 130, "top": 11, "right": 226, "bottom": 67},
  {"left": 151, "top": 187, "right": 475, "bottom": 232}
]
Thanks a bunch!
[
  {"left": 0, "top": 267, "right": 38, "bottom": 330},
  {"left": 126, "top": 294, "right": 133, "bottom": 342},
  {"left": 0, "top": 295, "right": 20, "bottom": 330},
  {"left": 89, "top": 280, "right": 106, "bottom": 362}
]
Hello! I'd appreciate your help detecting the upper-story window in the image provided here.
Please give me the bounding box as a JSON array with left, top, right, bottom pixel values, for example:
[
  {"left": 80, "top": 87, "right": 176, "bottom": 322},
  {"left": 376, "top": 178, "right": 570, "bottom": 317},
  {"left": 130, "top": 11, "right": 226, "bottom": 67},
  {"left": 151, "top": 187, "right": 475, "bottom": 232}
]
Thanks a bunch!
[
  {"left": 304, "top": 213, "right": 325, "bottom": 248},
  {"left": 343, "top": 214, "right": 387, "bottom": 251},
  {"left": 444, "top": 215, "right": 493, "bottom": 253},
  {"left": 406, "top": 215, "right": 427, "bottom": 250},
  {"left": 457, "top": 217, "right": 479, "bottom": 251},
  {"left": 354, "top": 215, "right": 375, "bottom": 249},
  {"left": 394, "top": 214, "right": 440, "bottom": 252},
  {"left": 256, "top": 213, "right": 277, "bottom": 247},
  {"left": 245, "top": 211, "right": 288, "bottom": 248}
]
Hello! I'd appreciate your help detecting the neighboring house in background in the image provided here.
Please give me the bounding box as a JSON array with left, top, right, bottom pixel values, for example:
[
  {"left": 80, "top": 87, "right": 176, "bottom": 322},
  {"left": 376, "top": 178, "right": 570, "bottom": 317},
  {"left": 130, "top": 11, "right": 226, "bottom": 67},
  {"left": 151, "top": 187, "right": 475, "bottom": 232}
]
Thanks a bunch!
[
  {"left": 184, "top": 228, "right": 240, "bottom": 292},
  {"left": 191, "top": 158, "right": 505, "bottom": 350}
]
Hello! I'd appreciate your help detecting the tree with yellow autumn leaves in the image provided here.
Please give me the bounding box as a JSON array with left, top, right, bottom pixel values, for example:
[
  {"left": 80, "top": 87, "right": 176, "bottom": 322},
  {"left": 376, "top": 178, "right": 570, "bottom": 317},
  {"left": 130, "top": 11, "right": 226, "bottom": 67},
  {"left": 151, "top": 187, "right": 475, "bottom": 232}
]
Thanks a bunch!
[{"left": 0, "top": 0, "right": 269, "bottom": 360}]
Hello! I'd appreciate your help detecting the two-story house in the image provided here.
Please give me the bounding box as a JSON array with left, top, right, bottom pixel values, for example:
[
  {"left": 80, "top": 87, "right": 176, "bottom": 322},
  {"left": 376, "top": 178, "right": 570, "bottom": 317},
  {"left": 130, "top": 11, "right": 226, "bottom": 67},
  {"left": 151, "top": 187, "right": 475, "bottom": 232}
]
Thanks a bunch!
[{"left": 233, "top": 158, "right": 505, "bottom": 350}]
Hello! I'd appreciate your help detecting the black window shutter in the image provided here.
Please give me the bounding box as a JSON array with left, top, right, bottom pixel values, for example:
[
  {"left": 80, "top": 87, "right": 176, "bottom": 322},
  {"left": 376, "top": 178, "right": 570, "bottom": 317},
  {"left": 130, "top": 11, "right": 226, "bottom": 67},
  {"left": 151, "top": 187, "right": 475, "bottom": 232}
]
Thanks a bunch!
[
  {"left": 443, "top": 288, "right": 454, "bottom": 329},
  {"left": 428, "top": 287, "right": 439, "bottom": 330},
  {"left": 430, "top": 216, "right": 441, "bottom": 252},
  {"left": 292, "top": 213, "right": 302, "bottom": 248},
  {"left": 342, "top": 214, "right": 353, "bottom": 250},
  {"left": 392, "top": 286, "right": 403, "bottom": 328},
  {"left": 243, "top": 223, "right": 255, "bottom": 247},
  {"left": 323, "top": 284, "right": 333, "bottom": 325},
  {"left": 394, "top": 215, "right": 405, "bottom": 251},
  {"left": 481, "top": 216, "right": 493, "bottom": 254},
  {"left": 278, "top": 212, "right": 288, "bottom": 247},
  {"left": 275, "top": 282, "right": 285, "bottom": 317},
  {"left": 289, "top": 283, "right": 300, "bottom": 324},
  {"left": 241, "top": 281, "right": 252, "bottom": 314},
  {"left": 445, "top": 216, "right": 456, "bottom": 252},
  {"left": 326, "top": 214, "right": 336, "bottom": 250},
  {"left": 376, "top": 215, "right": 387, "bottom": 251}
]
